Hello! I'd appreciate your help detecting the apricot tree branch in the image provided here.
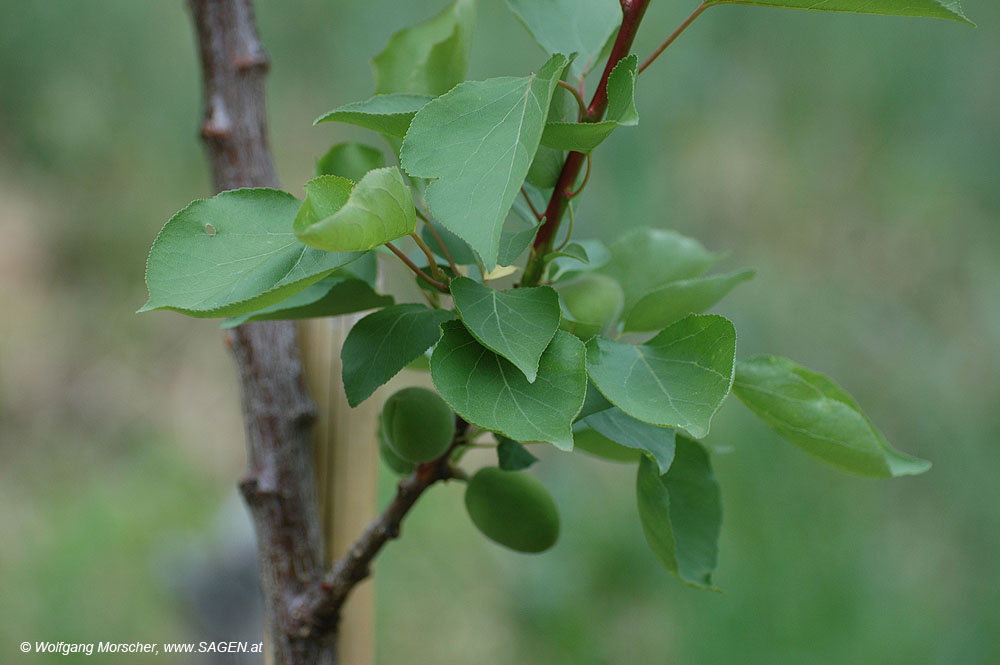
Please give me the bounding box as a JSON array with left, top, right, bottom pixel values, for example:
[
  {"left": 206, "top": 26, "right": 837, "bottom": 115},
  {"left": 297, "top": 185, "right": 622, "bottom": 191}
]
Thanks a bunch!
[
  {"left": 521, "top": 0, "right": 653, "bottom": 286},
  {"left": 294, "top": 420, "right": 471, "bottom": 637},
  {"left": 188, "top": 1, "right": 332, "bottom": 663}
]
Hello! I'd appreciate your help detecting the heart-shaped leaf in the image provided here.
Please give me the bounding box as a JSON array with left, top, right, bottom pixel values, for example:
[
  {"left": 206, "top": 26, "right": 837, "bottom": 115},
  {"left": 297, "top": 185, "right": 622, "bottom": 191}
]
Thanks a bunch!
[
  {"left": 431, "top": 321, "right": 586, "bottom": 450},
  {"left": 295, "top": 168, "right": 417, "bottom": 252},
  {"left": 732, "top": 355, "right": 931, "bottom": 477},
  {"left": 586, "top": 314, "right": 736, "bottom": 438},
  {"left": 450, "top": 276, "right": 561, "bottom": 382},
  {"left": 141, "top": 188, "right": 363, "bottom": 317}
]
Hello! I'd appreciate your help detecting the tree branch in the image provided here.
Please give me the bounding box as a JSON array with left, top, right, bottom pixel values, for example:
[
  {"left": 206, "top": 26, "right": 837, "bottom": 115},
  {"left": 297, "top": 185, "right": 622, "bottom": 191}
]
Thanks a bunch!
[
  {"left": 521, "top": 0, "right": 653, "bottom": 286},
  {"left": 188, "top": 1, "right": 332, "bottom": 663},
  {"left": 294, "top": 420, "right": 470, "bottom": 637}
]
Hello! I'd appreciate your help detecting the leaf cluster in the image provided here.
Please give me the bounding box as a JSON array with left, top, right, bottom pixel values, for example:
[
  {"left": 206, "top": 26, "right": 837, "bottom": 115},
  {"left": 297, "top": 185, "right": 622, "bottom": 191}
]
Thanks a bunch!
[{"left": 142, "top": 0, "right": 964, "bottom": 588}]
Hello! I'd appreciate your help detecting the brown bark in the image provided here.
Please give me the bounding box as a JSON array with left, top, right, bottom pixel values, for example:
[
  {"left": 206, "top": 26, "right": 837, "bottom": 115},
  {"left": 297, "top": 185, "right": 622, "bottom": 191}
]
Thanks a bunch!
[{"left": 187, "top": 1, "right": 332, "bottom": 663}]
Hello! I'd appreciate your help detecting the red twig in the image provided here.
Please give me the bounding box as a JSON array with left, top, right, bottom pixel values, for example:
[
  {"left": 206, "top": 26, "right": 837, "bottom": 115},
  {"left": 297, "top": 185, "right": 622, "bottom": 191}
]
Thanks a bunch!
[
  {"left": 521, "top": 0, "right": 653, "bottom": 286},
  {"left": 639, "top": 3, "right": 709, "bottom": 74}
]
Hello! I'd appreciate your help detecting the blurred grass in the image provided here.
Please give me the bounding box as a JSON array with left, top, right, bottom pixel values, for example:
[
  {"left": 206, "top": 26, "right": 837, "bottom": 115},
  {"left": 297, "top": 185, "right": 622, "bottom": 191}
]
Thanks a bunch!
[{"left": 1, "top": 0, "right": 997, "bottom": 663}]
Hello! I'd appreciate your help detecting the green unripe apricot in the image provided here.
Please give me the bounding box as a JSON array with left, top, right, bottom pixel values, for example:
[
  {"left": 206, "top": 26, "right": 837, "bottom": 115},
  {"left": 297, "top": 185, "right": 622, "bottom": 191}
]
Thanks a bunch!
[
  {"left": 382, "top": 387, "right": 454, "bottom": 463},
  {"left": 464, "top": 467, "right": 560, "bottom": 553},
  {"left": 378, "top": 414, "right": 414, "bottom": 475},
  {"left": 556, "top": 274, "right": 623, "bottom": 339}
]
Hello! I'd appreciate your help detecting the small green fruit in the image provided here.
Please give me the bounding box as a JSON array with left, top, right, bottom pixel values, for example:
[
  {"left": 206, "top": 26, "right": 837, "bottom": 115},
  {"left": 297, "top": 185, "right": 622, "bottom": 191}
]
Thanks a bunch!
[
  {"left": 556, "top": 274, "right": 623, "bottom": 339},
  {"left": 464, "top": 467, "right": 560, "bottom": 553},
  {"left": 378, "top": 413, "right": 414, "bottom": 475},
  {"left": 382, "top": 387, "right": 454, "bottom": 463}
]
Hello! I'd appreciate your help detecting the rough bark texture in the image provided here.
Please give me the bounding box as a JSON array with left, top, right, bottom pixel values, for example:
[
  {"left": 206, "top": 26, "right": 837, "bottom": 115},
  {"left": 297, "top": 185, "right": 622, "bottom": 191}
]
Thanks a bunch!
[{"left": 187, "top": 1, "right": 333, "bottom": 663}]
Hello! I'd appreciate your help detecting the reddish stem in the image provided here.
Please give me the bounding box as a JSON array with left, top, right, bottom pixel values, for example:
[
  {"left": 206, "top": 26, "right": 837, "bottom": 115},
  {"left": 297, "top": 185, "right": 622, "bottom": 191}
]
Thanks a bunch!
[
  {"left": 521, "top": 0, "right": 652, "bottom": 286},
  {"left": 639, "top": 3, "right": 708, "bottom": 74}
]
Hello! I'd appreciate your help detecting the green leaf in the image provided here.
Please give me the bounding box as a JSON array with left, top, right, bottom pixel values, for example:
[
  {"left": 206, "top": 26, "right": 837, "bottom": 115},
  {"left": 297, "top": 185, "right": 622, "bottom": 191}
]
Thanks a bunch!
[
  {"left": 373, "top": 0, "right": 475, "bottom": 96},
  {"left": 422, "top": 196, "right": 539, "bottom": 268},
  {"left": 583, "top": 407, "right": 675, "bottom": 474},
  {"left": 497, "top": 436, "right": 539, "bottom": 471},
  {"left": 315, "top": 142, "right": 385, "bottom": 181},
  {"left": 732, "top": 355, "right": 931, "bottom": 478},
  {"left": 550, "top": 238, "right": 611, "bottom": 282},
  {"left": 341, "top": 304, "right": 455, "bottom": 407},
  {"left": 315, "top": 93, "right": 433, "bottom": 138},
  {"left": 576, "top": 381, "right": 613, "bottom": 421},
  {"left": 431, "top": 321, "right": 586, "bottom": 450},
  {"left": 450, "top": 276, "right": 561, "bottom": 382},
  {"left": 540, "top": 54, "right": 638, "bottom": 153},
  {"left": 505, "top": 0, "right": 622, "bottom": 80},
  {"left": 420, "top": 220, "right": 478, "bottom": 265},
  {"left": 338, "top": 249, "right": 381, "bottom": 285},
  {"left": 497, "top": 211, "right": 539, "bottom": 266},
  {"left": 527, "top": 146, "right": 564, "bottom": 188},
  {"left": 295, "top": 168, "right": 417, "bottom": 252},
  {"left": 545, "top": 242, "right": 589, "bottom": 265},
  {"left": 400, "top": 54, "right": 568, "bottom": 268},
  {"left": 585, "top": 314, "right": 736, "bottom": 438},
  {"left": 636, "top": 437, "right": 722, "bottom": 589},
  {"left": 141, "top": 189, "right": 363, "bottom": 317},
  {"left": 573, "top": 427, "right": 642, "bottom": 463},
  {"left": 599, "top": 227, "right": 723, "bottom": 310},
  {"left": 624, "top": 269, "right": 756, "bottom": 332},
  {"left": 705, "top": 0, "right": 972, "bottom": 24},
  {"left": 220, "top": 274, "right": 393, "bottom": 328}
]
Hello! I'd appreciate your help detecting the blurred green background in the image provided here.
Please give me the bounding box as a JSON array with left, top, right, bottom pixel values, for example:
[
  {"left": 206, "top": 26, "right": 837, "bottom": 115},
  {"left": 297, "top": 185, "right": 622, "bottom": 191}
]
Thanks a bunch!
[{"left": 1, "top": 1, "right": 997, "bottom": 663}]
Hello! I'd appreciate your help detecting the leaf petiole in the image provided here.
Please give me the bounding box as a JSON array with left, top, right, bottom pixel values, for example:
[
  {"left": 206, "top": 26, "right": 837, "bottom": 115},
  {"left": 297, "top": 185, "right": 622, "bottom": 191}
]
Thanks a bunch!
[
  {"left": 638, "top": 2, "right": 709, "bottom": 74},
  {"left": 410, "top": 231, "right": 446, "bottom": 281},
  {"left": 385, "top": 241, "right": 450, "bottom": 293},
  {"left": 557, "top": 79, "right": 587, "bottom": 119}
]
